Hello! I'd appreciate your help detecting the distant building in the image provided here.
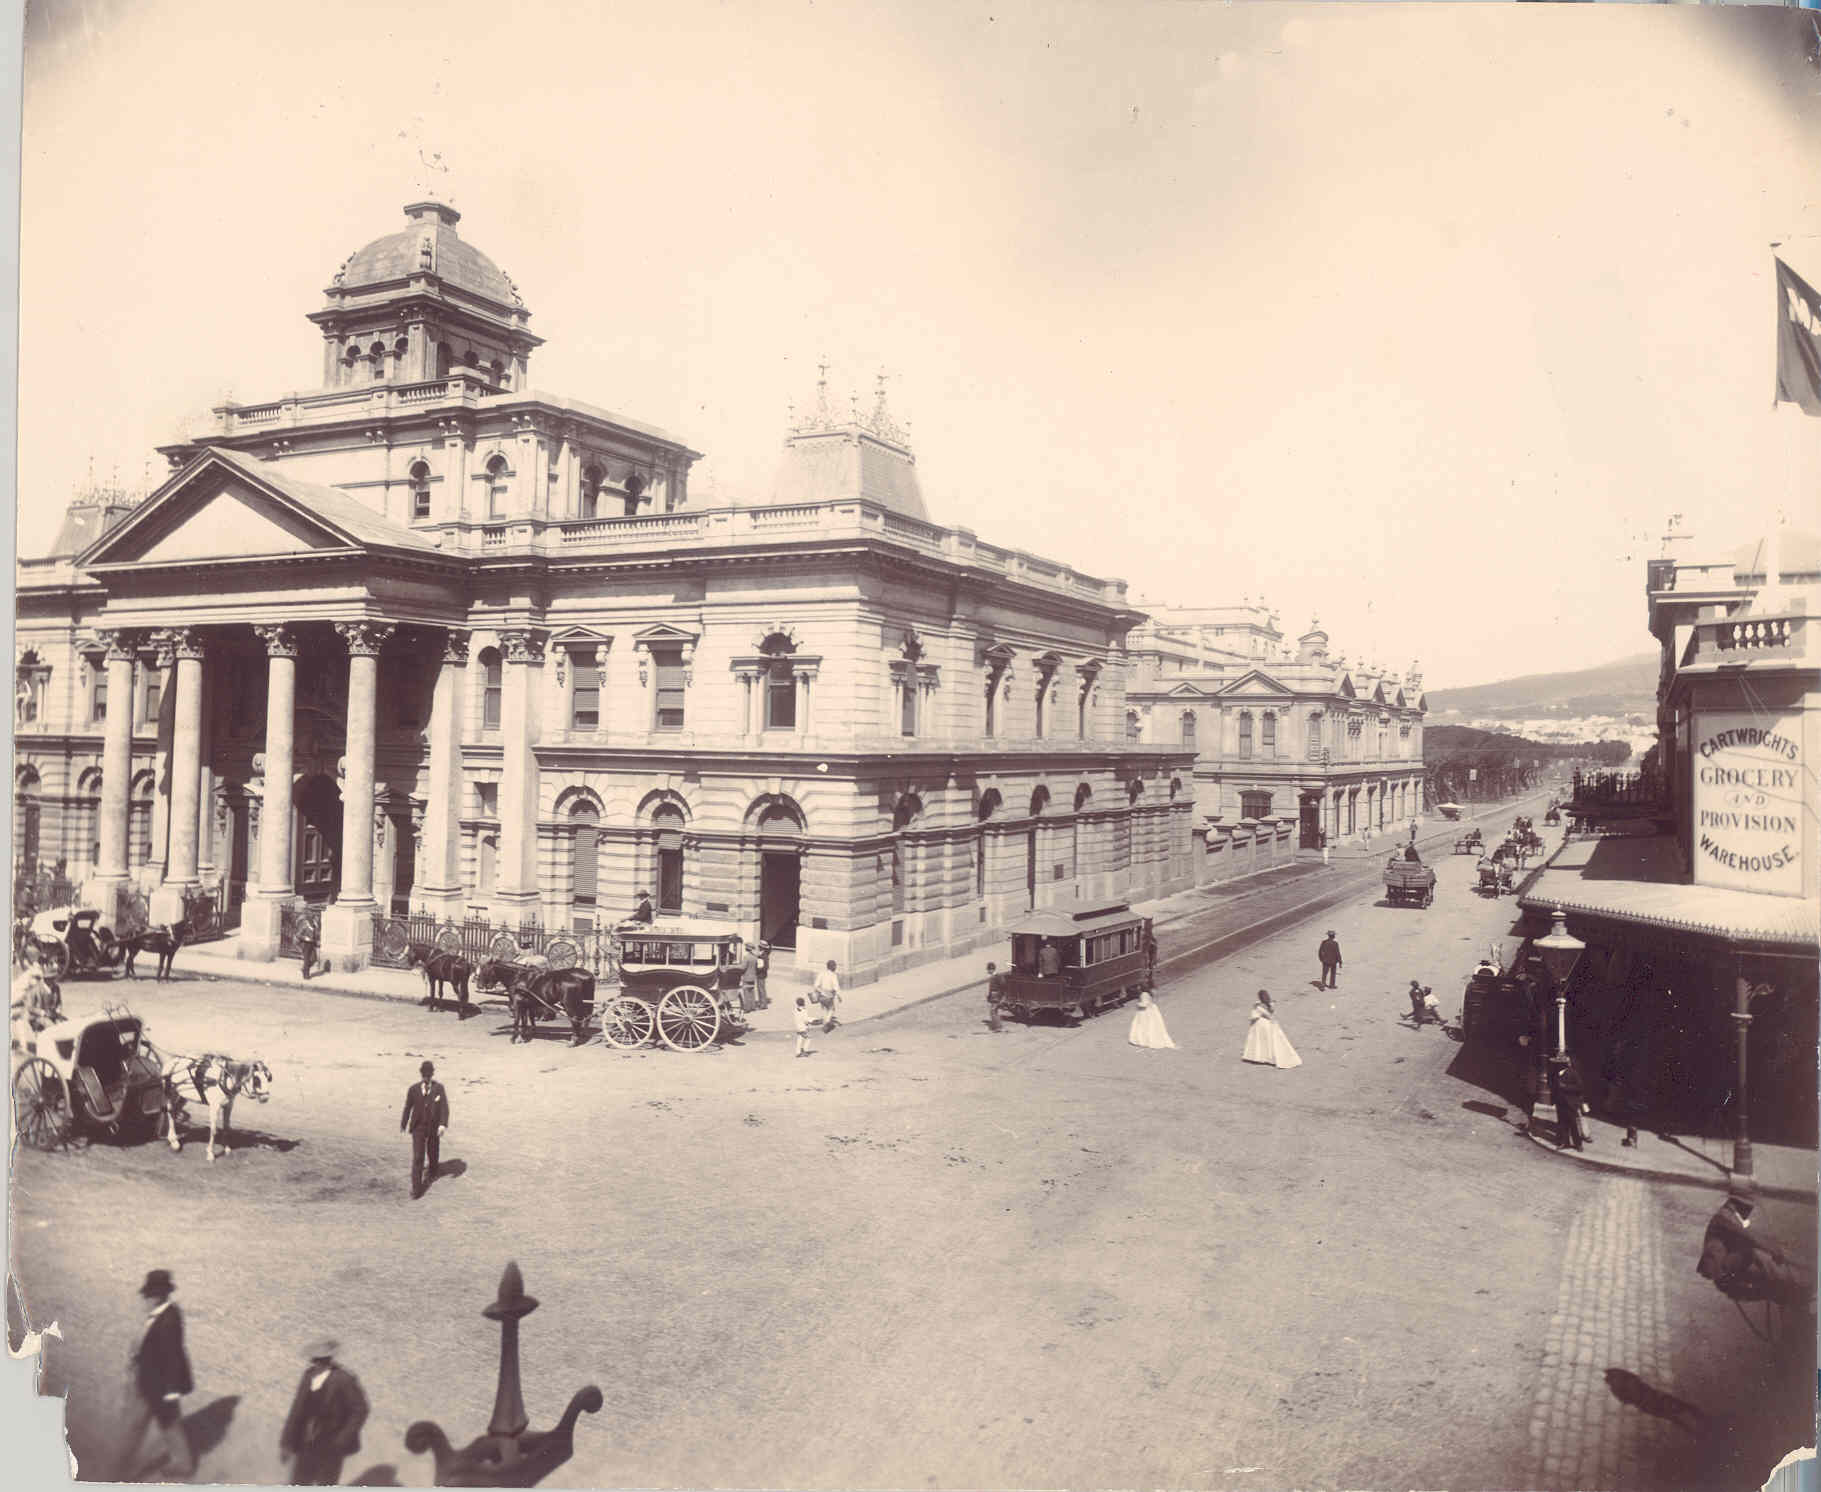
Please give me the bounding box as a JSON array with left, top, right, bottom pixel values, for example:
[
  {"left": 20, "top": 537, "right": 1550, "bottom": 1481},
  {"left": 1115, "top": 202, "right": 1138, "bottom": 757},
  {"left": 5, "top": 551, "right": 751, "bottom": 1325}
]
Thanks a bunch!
[
  {"left": 13, "top": 200, "right": 1197, "bottom": 982},
  {"left": 1520, "top": 528, "right": 1820, "bottom": 1151},
  {"left": 1125, "top": 604, "right": 1426, "bottom": 849}
]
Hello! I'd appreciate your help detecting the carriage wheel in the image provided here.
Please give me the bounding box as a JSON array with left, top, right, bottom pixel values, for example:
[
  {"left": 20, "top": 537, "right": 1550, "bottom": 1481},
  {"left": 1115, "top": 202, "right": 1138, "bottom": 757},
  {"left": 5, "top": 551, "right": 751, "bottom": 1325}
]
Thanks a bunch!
[
  {"left": 601, "top": 995, "right": 656, "bottom": 1050},
  {"left": 35, "top": 941, "right": 69, "bottom": 981},
  {"left": 543, "top": 938, "right": 581, "bottom": 972},
  {"left": 657, "top": 984, "right": 720, "bottom": 1051},
  {"left": 13, "top": 1058, "right": 74, "bottom": 1150}
]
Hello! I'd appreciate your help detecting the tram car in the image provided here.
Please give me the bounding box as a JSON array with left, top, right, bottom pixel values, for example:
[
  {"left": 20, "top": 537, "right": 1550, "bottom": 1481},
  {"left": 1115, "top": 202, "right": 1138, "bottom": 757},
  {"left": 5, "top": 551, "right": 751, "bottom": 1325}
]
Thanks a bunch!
[{"left": 995, "top": 901, "right": 1156, "bottom": 1024}]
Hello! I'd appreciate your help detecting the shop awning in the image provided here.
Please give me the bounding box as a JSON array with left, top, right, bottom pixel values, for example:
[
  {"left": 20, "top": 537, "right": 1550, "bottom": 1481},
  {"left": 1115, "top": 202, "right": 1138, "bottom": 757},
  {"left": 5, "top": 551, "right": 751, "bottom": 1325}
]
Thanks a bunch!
[{"left": 1519, "top": 832, "right": 1818, "bottom": 951}]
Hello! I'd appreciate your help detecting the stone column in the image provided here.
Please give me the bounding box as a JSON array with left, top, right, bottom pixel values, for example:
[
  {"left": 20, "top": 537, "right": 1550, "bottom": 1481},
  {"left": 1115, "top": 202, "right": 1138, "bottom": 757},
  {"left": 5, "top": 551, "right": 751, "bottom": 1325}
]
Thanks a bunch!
[
  {"left": 417, "top": 629, "right": 471, "bottom": 918},
  {"left": 149, "top": 628, "right": 207, "bottom": 925},
  {"left": 82, "top": 630, "right": 139, "bottom": 924},
  {"left": 321, "top": 621, "right": 392, "bottom": 970},
  {"left": 494, "top": 627, "right": 547, "bottom": 921},
  {"left": 240, "top": 624, "right": 302, "bottom": 960},
  {"left": 148, "top": 637, "right": 175, "bottom": 875}
]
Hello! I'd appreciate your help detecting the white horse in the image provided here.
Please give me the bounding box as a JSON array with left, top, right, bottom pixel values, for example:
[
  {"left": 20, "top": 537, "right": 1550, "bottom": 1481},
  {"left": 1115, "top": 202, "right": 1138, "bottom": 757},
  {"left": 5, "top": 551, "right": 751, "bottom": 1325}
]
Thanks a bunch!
[{"left": 159, "top": 1053, "right": 273, "bottom": 1160}]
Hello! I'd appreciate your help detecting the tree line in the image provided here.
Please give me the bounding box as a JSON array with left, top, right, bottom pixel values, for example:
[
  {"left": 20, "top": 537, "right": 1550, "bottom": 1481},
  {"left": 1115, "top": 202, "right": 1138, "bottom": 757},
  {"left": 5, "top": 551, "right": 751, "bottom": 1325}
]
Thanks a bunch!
[{"left": 1423, "top": 726, "right": 1633, "bottom": 805}]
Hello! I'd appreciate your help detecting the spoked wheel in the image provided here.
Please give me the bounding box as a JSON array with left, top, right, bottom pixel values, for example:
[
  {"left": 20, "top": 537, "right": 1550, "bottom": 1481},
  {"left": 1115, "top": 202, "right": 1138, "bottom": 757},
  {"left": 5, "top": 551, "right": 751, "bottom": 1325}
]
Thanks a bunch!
[
  {"left": 601, "top": 995, "right": 656, "bottom": 1050},
  {"left": 657, "top": 984, "right": 720, "bottom": 1051},
  {"left": 35, "top": 941, "right": 69, "bottom": 981},
  {"left": 13, "top": 1058, "right": 74, "bottom": 1150}
]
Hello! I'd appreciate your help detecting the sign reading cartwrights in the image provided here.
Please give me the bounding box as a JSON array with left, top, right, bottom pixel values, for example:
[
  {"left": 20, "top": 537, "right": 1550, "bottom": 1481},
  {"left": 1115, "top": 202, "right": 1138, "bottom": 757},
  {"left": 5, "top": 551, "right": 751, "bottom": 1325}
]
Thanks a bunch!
[{"left": 1693, "top": 711, "right": 1805, "bottom": 896}]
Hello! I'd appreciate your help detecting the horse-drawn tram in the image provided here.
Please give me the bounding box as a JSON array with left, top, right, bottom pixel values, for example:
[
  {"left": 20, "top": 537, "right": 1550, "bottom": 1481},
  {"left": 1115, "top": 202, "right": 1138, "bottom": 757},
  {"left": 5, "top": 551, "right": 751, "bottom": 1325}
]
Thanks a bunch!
[
  {"left": 995, "top": 901, "right": 1155, "bottom": 1025},
  {"left": 600, "top": 920, "right": 750, "bottom": 1051}
]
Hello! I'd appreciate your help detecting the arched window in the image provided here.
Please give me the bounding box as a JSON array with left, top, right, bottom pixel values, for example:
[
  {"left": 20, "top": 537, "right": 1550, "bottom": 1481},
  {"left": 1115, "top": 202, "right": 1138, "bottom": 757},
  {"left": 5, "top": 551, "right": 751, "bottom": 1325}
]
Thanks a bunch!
[
  {"left": 579, "top": 464, "right": 603, "bottom": 521},
  {"left": 15, "top": 652, "right": 45, "bottom": 728},
  {"left": 1126, "top": 710, "right": 1141, "bottom": 743},
  {"left": 1074, "top": 783, "right": 1092, "bottom": 812},
  {"left": 410, "top": 461, "right": 432, "bottom": 521},
  {"left": 624, "top": 471, "right": 646, "bottom": 518},
  {"left": 129, "top": 771, "right": 155, "bottom": 868},
  {"left": 435, "top": 342, "right": 452, "bottom": 378},
  {"left": 570, "top": 800, "right": 599, "bottom": 911},
  {"left": 890, "top": 794, "right": 922, "bottom": 917},
  {"left": 368, "top": 342, "right": 387, "bottom": 381},
  {"left": 1307, "top": 711, "right": 1324, "bottom": 759},
  {"left": 1262, "top": 712, "right": 1276, "bottom": 756},
  {"left": 653, "top": 802, "right": 686, "bottom": 913},
  {"left": 76, "top": 768, "right": 102, "bottom": 870},
  {"left": 1029, "top": 786, "right": 1049, "bottom": 818},
  {"left": 974, "top": 789, "right": 1001, "bottom": 900},
  {"left": 478, "top": 647, "right": 503, "bottom": 731},
  {"left": 394, "top": 335, "right": 409, "bottom": 369},
  {"left": 490, "top": 359, "right": 506, "bottom": 388},
  {"left": 344, "top": 343, "right": 361, "bottom": 383},
  {"left": 14, "top": 766, "right": 41, "bottom": 870},
  {"left": 1179, "top": 711, "right": 1197, "bottom": 748},
  {"left": 477, "top": 833, "right": 498, "bottom": 895},
  {"left": 486, "top": 455, "right": 510, "bottom": 519},
  {"left": 1238, "top": 712, "right": 1254, "bottom": 760}
]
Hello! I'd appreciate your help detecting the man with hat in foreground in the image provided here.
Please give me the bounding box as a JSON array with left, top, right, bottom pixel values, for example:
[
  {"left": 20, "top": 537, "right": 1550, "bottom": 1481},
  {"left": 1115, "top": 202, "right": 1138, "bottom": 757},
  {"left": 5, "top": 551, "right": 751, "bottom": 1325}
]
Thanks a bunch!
[
  {"left": 117, "top": 1267, "right": 194, "bottom": 1480},
  {"left": 400, "top": 1059, "right": 450, "bottom": 1199},
  {"left": 279, "top": 1339, "right": 369, "bottom": 1486}
]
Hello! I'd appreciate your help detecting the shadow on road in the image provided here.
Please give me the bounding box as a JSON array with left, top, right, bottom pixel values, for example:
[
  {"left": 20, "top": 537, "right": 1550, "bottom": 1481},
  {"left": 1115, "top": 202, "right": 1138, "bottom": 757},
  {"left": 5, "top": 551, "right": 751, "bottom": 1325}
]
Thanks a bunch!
[
  {"left": 1446, "top": 1040, "right": 1533, "bottom": 1112},
  {"left": 183, "top": 1394, "right": 241, "bottom": 1465},
  {"left": 349, "top": 1463, "right": 402, "bottom": 1486},
  {"left": 1603, "top": 1368, "right": 1707, "bottom": 1435}
]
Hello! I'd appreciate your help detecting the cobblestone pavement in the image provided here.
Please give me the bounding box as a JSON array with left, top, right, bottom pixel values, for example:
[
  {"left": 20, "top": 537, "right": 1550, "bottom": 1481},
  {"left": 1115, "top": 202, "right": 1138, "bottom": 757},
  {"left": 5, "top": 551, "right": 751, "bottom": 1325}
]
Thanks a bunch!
[{"left": 10, "top": 810, "right": 1811, "bottom": 1489}]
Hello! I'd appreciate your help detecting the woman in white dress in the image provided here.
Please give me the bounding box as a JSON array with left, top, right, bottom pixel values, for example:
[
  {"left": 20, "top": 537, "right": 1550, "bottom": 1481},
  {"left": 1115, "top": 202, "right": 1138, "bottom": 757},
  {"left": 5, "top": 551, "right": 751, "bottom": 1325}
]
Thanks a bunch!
[
  {"left": 1242, "top": 989, "right": 1302, "bottom": 1068},
  {"left": 1127, "top": 988, "right": 1176, "bottom": 1050}
]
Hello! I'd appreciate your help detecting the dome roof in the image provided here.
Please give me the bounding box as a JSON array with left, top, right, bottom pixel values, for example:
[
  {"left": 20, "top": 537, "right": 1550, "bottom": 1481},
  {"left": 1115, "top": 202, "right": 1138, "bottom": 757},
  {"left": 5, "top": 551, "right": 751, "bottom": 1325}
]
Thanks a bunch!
[{"left": 337, "top": 202, "right": 520, "bottom": 308}]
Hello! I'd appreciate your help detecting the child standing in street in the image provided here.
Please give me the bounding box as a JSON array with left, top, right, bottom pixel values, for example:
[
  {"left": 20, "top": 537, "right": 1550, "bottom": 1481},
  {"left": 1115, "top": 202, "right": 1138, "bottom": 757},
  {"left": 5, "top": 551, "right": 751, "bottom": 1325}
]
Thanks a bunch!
[{"left": 793, "top": 996, "right": 814, "bottom": 1058}]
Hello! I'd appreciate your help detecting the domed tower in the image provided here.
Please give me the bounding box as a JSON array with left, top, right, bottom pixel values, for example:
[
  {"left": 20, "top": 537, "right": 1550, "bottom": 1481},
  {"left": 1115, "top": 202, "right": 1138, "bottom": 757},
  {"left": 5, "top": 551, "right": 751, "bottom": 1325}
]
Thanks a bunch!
[
  {"left": 307, "top": 201, "right": 543, "bottom": 391},
  {"left": 1297, "top": 619, "right": 1330, "bottom": 666}
]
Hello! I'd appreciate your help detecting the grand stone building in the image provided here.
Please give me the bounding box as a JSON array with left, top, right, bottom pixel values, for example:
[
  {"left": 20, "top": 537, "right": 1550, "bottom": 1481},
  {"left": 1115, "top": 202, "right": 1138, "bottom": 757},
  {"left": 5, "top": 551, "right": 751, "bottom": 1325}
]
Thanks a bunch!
[
  {"left": 14, "top": 201, "right": 1196, "bottom": 981},
  {"left": 1125, "top": 602, "right": 1426, "bottom": 851}
]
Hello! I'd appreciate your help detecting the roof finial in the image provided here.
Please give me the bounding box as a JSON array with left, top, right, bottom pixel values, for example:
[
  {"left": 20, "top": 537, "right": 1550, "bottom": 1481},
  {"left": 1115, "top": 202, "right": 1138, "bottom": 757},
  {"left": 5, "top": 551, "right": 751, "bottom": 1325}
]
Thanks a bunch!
[{"left": 816, "top": 358, "right": 830, "bottom": 418}]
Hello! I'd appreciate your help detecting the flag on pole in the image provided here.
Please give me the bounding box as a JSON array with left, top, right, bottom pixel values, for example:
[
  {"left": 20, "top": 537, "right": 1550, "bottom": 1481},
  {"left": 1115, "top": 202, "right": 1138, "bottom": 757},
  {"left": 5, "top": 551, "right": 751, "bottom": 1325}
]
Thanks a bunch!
[{"left": 1774, "top": 256, "right": 1821, "bottom": 415}]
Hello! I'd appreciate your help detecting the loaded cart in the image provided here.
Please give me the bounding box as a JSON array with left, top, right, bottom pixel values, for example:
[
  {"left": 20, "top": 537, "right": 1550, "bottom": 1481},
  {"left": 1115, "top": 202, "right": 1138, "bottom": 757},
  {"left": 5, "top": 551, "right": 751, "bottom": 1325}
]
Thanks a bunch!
[
  {"left": 1383, "top": 859, "right": 1437, "bottom": 908},
  {"left": 995, "top": 901, "right": 1156, "bottom": 1024}
]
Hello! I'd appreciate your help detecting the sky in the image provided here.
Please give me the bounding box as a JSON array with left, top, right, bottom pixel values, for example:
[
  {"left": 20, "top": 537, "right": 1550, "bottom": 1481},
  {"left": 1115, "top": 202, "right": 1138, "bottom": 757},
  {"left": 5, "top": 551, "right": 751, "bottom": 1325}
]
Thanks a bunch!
[{"left": 15, "top": 0, "right": 1821, "bottom": 690}]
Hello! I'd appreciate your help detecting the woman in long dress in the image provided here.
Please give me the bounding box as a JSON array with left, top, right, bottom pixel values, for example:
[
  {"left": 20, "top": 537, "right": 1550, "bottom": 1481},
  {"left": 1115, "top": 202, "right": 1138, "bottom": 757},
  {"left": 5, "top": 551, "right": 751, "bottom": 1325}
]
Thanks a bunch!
[
  {"left": 1242, "top": 990, "right": 1301, "bottom": 1068},
  {"left": 1127, "top": 988, "right": 1176, "bottom": 1050}
]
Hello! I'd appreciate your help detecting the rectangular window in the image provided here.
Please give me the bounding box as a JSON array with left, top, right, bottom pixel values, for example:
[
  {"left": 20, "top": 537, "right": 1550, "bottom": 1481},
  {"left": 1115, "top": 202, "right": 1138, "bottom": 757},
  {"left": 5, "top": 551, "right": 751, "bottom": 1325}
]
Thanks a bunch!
[
  {"left": 142, "top": 674, "right": 162, "bottom": 725},
  {"left": 1239, "top": 715, "right": 1253, "bottom": 760},
  {"left": 1262, "top": 714, "right": 1276, "bottom": 754},
  {"left": 766, "top": 668, "right": 796, "bottom": 730},
  {"left": 482, "top": 672, "right": 502, "bottom": 731},
  {"left": 474, "top": 782, "right": 498, "bottom": 819},
  {"left": 571, "top": 656, "right": 600, "bottom": 730},
  {"left": 654, "top": 649, "right": 685, "bottom": 732},
  {"left": 900, "top": 677, "right": 916, "bottom": 737},
  {"left": 413, "top": 487, "right": 431, "bottom": 520},
  {"left": 91, "top": 664, "right": 107, "bottom": 724},
  {"left": 975, "top": 835, "right": 986, "bottom": 898},
  {"left": 1242, "top": 790, "right": 1272, "bottom": 819},
  {"left": 984, "top": 675, "right": 997, "bottom": 737},
  {"left": 891, "top": 844, "right": 905, "bottom": 913}
]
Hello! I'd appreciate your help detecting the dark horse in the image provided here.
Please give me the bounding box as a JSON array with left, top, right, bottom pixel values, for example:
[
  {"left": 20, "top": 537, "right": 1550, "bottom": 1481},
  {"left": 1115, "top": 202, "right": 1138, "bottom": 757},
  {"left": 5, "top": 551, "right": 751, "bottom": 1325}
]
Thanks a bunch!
[
  {"left": 479, "top": 961, "right": 595, "bottom": 1045},
  {"left": 123, "top": 922, "right": 187, "bottom": 981},
  {"left": 409, "top": 945, "right": 474, "bottom": 1013}
]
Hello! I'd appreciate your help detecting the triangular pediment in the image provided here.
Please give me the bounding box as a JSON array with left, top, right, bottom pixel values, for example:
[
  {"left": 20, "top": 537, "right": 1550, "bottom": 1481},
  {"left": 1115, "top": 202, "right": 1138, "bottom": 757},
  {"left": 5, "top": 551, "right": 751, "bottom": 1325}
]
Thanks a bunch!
[
  {"left": 1337, "top": 674, "right": 1357, "bottom": 698},
  {"left": 1216, "top": 668, "right": 1291, "bottom": 698},
  {"left": 81, "top": 447, "right": 438, "bottom": 570},
  {"left": 632, "top": 622, "right": 701, "bottom": 644},
  {"left": 1394, "top": 688, "right": 1407, "bottom": 708},
  {"left": 1372, "top": 681, "right": 1388, "bottom": 704},
  {"left": 1164, "top": 682, "right": 1208, "bottom": 699}
]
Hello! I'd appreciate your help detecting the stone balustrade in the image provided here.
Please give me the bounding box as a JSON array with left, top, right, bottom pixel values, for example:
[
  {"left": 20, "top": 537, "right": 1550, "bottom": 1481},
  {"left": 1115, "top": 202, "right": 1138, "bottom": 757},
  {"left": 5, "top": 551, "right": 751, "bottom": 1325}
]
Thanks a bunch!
[{"left": 213, "top": 376, "right": 505, "bottom": 433}]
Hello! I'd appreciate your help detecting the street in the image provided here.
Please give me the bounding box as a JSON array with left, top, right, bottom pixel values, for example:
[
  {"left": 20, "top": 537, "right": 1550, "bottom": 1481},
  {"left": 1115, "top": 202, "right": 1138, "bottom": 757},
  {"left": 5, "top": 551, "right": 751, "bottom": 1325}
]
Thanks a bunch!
[{"left": 11, "top": 813, "right": 1813, "bottom": 1490}]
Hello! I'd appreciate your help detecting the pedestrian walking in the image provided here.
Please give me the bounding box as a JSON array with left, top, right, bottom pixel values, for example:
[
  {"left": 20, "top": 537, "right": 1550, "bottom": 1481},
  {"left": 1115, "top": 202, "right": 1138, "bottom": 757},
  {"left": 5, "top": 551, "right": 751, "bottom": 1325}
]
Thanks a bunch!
[
  {"left": 1242, "top": 990, "right": 1302, "bottom": 1069},
  {"left": 812, "top": 958, "right": 841, "bottom": 1031},
  {"left": 793, "top": 996, "right": 815, "bottom": 1057},
  {"left": 1406, "top": 980, "right": 1429, "bottom": 1027},
  {"left": 985, "top": 961, "right": 1007, "bottom": 1032},
  {"left": 1320, "top": 830, "right": 1331, "bottom": 868},
  {"left": 1317, "top": 930, "right": 1342, "bottom": 989},
  {"left": 400, "top": 1059, "right": 449, "bottom": 1199},
  {"left": 297, "top": 918, "right": 319, "bottom": 981},
  {"left": 116, "top": 1268, "right": 194, "bottom": 1481},
  {"left": 755, "top": 941, "right": 771, "bottom": 1010},
  {"left": 1547, "top": 1057, "right": 1589, "bottom": 1151},
  {"left": 1422, "top": 985, "right": 1446, "bottom": 1030},
  {"left": 1127, "top": 988, "right": 1176, "bottom": 1050},
  {"left": 279, "top": 1340, "right": 369, "bottom": 1486}
]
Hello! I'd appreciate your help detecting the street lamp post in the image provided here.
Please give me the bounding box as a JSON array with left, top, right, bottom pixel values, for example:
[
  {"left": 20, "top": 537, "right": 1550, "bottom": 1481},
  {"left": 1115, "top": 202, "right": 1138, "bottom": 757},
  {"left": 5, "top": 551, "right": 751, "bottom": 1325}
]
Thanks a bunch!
[
  {"left": 1731, "top": 972, "right": 1774, "bottom": 1197},
  {"left": 1531, "top": 909, "right": 1587, "bottom": 1136}
]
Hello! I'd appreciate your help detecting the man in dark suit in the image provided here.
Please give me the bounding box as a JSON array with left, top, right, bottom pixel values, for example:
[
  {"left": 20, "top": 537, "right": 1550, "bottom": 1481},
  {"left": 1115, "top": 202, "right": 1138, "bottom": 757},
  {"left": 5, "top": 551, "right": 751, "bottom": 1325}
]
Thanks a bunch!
[
  {"left": 279, "top": 1339, "right": 369, "bottom": 1486},
  {"left": 1317, "top": 931, "right": 1342, "bottom": 989},
  {"left": 117, "top": 1268, "right": 194, "bottom": 1480},
  {"left": 400, "top": 1059, "right": 449, "bottom": 1198}
]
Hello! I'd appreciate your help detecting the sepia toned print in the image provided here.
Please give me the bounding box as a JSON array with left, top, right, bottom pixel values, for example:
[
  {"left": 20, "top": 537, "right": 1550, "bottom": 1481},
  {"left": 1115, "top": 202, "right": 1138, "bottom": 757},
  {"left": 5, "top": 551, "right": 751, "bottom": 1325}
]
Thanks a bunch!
[{"left": 9, "top": 2, "right": 1819, "bottom": 1489}]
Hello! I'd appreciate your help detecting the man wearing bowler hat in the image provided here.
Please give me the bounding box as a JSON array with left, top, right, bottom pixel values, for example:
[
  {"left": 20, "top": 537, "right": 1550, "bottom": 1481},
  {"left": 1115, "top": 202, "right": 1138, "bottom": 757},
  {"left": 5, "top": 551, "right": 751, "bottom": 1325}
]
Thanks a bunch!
[
  {"left": 279, "top": 1339, "right": 368, "bottom": 1486},
  {"left": 117, "top": 1268, "right": 194, "bottom": 1480},
  {"left": 400, "top": 1059, "right": 449, "bottom": 1199}
]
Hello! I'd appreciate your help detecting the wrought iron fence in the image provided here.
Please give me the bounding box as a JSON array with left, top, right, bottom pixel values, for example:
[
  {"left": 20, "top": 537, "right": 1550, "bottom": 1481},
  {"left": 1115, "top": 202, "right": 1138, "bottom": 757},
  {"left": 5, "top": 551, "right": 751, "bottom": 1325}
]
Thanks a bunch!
[
  {"left": 278, "top": 901, "right": 320, "bottom": 959},
  {"left": 13, "top": 864, "right": 77, "bottom": 925},
  {"left": 368, "top": 912, "right": 618, "bottom": 977},
  {"left": 182, "top": 884, "right": 230, "bottom": 944}
]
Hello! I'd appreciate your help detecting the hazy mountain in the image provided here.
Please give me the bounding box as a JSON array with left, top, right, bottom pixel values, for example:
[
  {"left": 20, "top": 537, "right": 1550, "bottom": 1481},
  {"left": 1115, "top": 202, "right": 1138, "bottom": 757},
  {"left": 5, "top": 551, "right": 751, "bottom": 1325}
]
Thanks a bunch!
[{"left": 1425, "top": 652, "right": 1657, "bottom": 719}]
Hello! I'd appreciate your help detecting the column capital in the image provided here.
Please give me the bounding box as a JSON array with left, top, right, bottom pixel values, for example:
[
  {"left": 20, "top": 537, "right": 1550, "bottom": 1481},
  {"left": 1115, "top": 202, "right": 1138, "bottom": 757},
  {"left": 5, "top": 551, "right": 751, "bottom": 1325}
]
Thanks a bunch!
[
  {"left": 335, "top": 620, "right": 397, "bottom": 657},
  {"left": 441, "top": 629, "right": 472, "bottom": 666},
  {"left": 499, "top": 628, "right": 548, "bottom": 665},
  {"left": 94, "top": 628, "right": 141, "bottom": 663},
  {"left": 255, "top": 623, "right": 305, "bottom": 659}
]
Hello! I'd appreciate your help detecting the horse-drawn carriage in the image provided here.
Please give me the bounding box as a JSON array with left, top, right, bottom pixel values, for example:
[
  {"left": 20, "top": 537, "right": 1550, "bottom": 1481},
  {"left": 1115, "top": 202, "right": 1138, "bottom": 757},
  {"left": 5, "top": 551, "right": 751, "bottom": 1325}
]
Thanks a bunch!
[
  {"left": 11, "top": 1005, "right": 170, "bottom": 1149},
  {"left": 1453, "top": 828, "right": 1483, "bottom": 855},
  {"left": 1543, "top": 806, "right": 1561, "bottom": 826},
  {"left": 597, "top": 920, "right": 751, "bottom": 1051},
  {"left": 24, "top": 906, "right": 126, "bottom": 981},
  {"left": 1383, "top": 858, "right": 1437, "bottom": 908},
  {"left": 1476, "top": 857, "right": 1517, "bottom": 896},
  {"left": 993, "top": 902, "right": 1155, "bottom": 1024},
  {"left": 1458, "top": 957, "right": 1537, "bottom": 1049}
]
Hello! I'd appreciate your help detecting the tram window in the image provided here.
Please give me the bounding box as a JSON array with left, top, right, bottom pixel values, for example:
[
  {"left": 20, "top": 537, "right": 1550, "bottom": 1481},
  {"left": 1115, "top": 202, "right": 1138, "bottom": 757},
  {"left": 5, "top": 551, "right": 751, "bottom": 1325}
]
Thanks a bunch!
[
  {"left": 1013, "top": 936, "right": 1039, "bottom": 974},
  {"left": 667, "top": 942, "right": 694, "bottom": 964}
]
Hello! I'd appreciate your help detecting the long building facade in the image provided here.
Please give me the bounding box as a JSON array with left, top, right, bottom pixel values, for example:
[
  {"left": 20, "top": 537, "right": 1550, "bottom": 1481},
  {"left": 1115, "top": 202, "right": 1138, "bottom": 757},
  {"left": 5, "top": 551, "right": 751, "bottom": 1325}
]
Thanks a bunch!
[
  {"left": 1125, "top": 603, "right": 1427, "bottom": 851},
  {"left": 14, "top": 201, "right": 1196, "bottom": 983}
]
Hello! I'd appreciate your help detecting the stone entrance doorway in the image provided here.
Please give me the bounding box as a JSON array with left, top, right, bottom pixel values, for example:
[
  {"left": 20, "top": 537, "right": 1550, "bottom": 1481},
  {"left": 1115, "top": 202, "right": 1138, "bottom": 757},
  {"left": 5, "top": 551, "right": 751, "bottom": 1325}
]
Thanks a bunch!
[
  {"left": 760, "top": 851, "right": 799, "bottom": 951},
  {"left": 294, "top": 774, "right": 341, "bottom": 903}
]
